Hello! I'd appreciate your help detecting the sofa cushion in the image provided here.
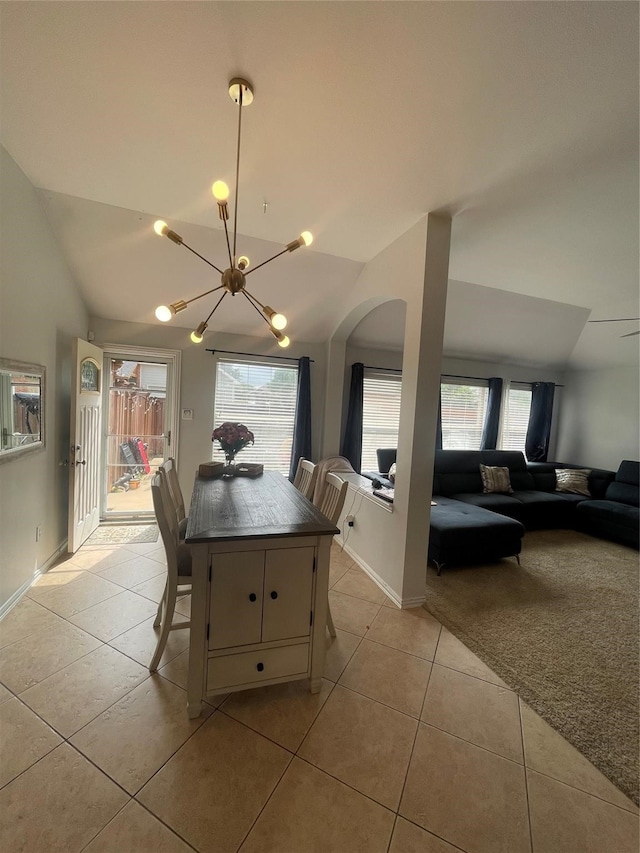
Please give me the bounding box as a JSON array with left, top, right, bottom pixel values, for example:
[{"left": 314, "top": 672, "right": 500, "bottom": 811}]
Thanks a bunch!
[
  {"left": 429, "top": 497, "right": 524, "bottom": 567},
  {"left": 376, "top": 449, "right": 397, "bottom": 475},
  {"left": 606, "top": 460, "right": 639, "bottom": 506},
  {"left": 480, "top": 464, "right": 514, "bottom": 494},
  {"left": 607, "top": 482, "right": 639, "bottom": 507},
  {"left": 576, "top": 499, "right": 640, "bottom": 548},
  {"left": 388, "top": 462, "right": 396, "bottom": 483},
  {"left": 449, "top": 492, "right": 524, "bottom": 519},
  {"left": 555, "top": 468, "right": 591, "bottom": 497}
]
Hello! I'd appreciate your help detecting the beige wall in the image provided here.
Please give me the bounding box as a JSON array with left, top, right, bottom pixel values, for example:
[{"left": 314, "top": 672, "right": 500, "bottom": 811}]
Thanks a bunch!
[
  {"left": 555, "top": 364, "right": 640, "bottom": 471},
  {"left": 0, "top": 146, "right": 89, "bottom": 609}
]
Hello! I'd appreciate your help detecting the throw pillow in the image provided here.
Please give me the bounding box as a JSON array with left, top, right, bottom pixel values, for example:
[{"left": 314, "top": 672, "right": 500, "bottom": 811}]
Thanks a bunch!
[
  {"left": 555, "top": 468, "right": 591, "bottom": 497},
  {"left": 479, "top": 464, "right": 514, "bottom": 494},
  {"left": 388, "top": 462, "right": 396, "bottom": 483}
]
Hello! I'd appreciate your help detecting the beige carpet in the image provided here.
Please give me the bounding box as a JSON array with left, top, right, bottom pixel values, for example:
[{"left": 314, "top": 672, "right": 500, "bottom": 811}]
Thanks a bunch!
[
  {"left": 85, "top": 525, "right": 159, "bottom": 545},
  {"left": 423, "top": 529, "right": 639, "bottom": 804}
]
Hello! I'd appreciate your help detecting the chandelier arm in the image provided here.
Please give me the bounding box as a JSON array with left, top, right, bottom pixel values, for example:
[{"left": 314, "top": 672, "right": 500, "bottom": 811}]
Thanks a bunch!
[
  {"left": 222, "top": 217, "right": 234, "bottom": 269},
  {"left": 243, "top": 247, "right": 289, "bottom": 276},
  {"left": 181, "top": 242, "right": 225, "bottom": 275},
  {"left": 202, "top": 291, "right": 228, "bottom": 325},
  {"left": 242, "top": 290, "right": 274, "bottom": 328},
  {"left": 184, "top": 284, "right": 226, "bottom": 307},
  {"left": 232, "top": 85, "right": 243, "bottom": 265},
  {"left": 242, "top": 289, "right": 266, "bottom": 311}
]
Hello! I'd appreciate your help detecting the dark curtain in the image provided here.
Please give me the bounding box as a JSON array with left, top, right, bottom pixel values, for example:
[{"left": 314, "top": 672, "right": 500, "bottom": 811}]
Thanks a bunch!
[
  {"left": 435, "top": 389, "right": 443, "bottom": 450},
  {"left": 288, "top": 356, "right": 312, "bottom": 481},
  {"left": 525, "top": 381, "right": 555, "bottom": 461},
  {"left": 480, "top": 377, "right": 503, "bottom": 450},
  {"left": 340, "top": 362, "right": 364, "bottom": 472}
]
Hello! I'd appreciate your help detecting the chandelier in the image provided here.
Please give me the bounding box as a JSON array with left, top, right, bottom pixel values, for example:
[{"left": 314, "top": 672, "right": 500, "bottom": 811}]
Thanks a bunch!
[{"left": 153, "top": 77, "right": 313, "bottom": 347}]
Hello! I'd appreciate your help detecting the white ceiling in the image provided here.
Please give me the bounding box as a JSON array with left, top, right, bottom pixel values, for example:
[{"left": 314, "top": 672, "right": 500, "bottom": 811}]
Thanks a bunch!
[{"left": 1, "top": 2, "right": 638, "bottom": 369}]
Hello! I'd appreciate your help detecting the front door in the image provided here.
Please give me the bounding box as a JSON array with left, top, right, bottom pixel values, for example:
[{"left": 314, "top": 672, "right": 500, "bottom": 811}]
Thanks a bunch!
[
  {"left": 68, "top": 338, "right": 104, "bottom": 552},
  {"left": 102, "top": 347, "right": 180, "bottom": 520}
]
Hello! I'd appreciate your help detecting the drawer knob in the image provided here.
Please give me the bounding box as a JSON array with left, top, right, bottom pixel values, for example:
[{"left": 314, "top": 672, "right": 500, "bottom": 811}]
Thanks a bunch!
[
  {"left": 270, "top": 591, "right": 278, "bottom": 600},
  {"left": 256, "top": 662, "right": 264, "bottom": 672},
  {"left": 249, "top": 593, "right": 257, "bottom": 602}
]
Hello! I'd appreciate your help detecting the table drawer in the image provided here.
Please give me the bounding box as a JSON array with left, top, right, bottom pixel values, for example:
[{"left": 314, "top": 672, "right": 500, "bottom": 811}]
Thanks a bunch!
[{"left": 207, "top": 643, "right": 310, "bottom": 690}]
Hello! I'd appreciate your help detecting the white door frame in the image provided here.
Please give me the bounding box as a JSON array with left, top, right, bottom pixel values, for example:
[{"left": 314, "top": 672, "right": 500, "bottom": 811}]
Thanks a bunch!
[{"left": 101, "top": 344, "right": 181, "bottom": 519}]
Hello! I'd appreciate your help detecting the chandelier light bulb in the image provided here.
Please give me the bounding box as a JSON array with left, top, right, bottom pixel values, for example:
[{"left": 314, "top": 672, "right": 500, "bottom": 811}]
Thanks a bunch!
[
  {"left": 212, "top": 181, "right": 230, "bottom": 202},
  {"left": 300, "top": 231, "right": 313, "bottom": 247},
  {"left": 155, "top": 305, "right": 173, "bottom": 322},
  {"left": 154, "top": 220, "right": 169, "bottom": 236},
  {"left": 237, "top": 256, "right": 251, "bottom": 270},
  {"left": 190, "top": 321, "right": 208, "bottom": 344},
  {"left": 277, "top": 334, "right": 291, "bottom": 348},
  {"left": 271, "top": 312, "right": 287, "bottom": 331}
]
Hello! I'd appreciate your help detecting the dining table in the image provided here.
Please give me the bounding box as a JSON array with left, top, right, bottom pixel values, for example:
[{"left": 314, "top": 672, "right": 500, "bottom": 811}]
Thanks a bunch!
[{"left": 184, "top": 470, "right": 339, "bottom": 718}]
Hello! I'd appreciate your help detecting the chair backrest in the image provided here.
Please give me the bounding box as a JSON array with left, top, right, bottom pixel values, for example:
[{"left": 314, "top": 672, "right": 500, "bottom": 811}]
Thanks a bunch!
[
  {"left": 161, "top": 457, "right": 185, "bottom": 522},
  {"left": 292, "top": 458, "right": 318, "bottom": 500},
  {"left": 152, "top": 471, "right": 181, "bottom": 576},
  {"left": 315, "top": 472, "right": 349, "bottom": 526}
]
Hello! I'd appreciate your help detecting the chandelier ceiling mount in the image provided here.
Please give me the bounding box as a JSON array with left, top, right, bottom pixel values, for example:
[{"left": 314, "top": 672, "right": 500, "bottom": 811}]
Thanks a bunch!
[{"left": 153, "top": 77, "right": 313, "bottom": 346}]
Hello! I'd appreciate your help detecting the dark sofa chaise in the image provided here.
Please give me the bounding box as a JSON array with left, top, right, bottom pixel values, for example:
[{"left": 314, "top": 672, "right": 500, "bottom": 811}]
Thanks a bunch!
[
  {"left": 575, "top": 460, "right": 639, "bottom": 549},
  {"left": 363, "top": 448, "right": 635, "bottom": 572}
]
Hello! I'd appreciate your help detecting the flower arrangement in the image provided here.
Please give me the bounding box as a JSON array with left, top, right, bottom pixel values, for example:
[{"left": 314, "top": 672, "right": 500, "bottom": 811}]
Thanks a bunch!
[{"left": 211, "top": 422, "right": 254, "bottom": 464}]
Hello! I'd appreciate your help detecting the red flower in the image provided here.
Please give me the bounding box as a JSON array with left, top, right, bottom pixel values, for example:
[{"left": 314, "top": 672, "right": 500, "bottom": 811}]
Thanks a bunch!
[{"left": 211, "top": 422, "right": 254, "bottom": 456}]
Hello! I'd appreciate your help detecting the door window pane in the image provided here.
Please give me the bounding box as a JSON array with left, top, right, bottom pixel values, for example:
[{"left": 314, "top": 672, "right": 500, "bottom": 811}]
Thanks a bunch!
[{"left": 213, "top": 360, "right": 298, "bottom": 475}]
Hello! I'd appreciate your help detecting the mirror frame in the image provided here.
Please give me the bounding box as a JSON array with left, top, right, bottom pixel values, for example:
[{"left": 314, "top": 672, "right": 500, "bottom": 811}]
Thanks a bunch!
[{"left": 0, "top": 357, "right": 46, "bottom": 464}]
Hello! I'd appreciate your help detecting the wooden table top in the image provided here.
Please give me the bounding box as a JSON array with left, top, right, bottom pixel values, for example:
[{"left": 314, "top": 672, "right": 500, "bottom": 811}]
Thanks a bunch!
[{"left": 185, "top": 471, "right": 340, "bottom": 543}]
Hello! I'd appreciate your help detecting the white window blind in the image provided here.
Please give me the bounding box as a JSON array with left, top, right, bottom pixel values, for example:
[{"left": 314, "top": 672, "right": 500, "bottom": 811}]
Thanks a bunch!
[
  {"left": 213, "top": 359, "right": 298, "bottom": 475},
  {"left": 500, "top": 384, "right": 532, "bottom": 453},
  {"left": 440, "top": 381, "right": 488, "bottom": 450},
  {"left": 362, "top": 372, "right": 402, "bottom": 472}
]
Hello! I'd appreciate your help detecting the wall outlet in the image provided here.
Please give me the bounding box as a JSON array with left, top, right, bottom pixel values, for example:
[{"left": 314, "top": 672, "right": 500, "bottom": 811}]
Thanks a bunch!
[
  {"left": 345, "top": 515, "right": 355, "bottom": 527},
  {"left": 36, "top": 526, "right": 42, "bottom": 542}
]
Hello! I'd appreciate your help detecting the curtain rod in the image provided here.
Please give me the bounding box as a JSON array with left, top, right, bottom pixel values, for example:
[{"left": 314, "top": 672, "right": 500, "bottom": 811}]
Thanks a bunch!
[
  {"left": 442, "top": 372, "right": 564, "bottom": 388},
  {"left": 207, "top": 348, "right": 314, "bottom": 363},
  {"left": 363, "top": 365, "right": 402, "bottom": 373}
]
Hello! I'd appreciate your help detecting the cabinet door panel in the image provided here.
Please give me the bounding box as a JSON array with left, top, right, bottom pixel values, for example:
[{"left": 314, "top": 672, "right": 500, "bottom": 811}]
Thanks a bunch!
[
  {"left": 262, "top": 547, "right": 314, "bottom": 642},
  {"left": 209, "top": 551, "right": 264, "bottom": 650}
]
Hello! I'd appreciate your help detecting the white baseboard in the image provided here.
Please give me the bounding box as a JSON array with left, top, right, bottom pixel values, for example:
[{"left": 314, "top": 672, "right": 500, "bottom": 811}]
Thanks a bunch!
[
  {"left": 0, "top": 539, "right": 68, "bottom": 620},
  {"left": 337, "top": 539, "right": 426, "bottom": 609}
]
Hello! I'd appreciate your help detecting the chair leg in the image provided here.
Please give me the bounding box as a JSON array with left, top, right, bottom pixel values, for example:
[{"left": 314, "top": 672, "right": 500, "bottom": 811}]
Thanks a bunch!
[
  {"left": 149, "top": 581, "right": 177, "bottom": 672},
  {"left": 153, "top": 578, "right": 168, "bottom": 628},
  {"left": 327, "top": 603, "right": 337, "bottom": 638}
]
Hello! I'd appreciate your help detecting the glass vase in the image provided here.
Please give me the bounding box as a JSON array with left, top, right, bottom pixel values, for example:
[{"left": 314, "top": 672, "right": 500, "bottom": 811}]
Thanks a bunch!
[{"left": 223, "top": 451, "right": 237, "bottom": 478}]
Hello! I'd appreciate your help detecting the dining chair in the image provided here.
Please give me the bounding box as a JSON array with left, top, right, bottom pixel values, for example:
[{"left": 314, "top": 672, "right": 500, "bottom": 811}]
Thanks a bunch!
[
  {"left": 149, "top": 470, "right": 192, "bottom": 671},
  {"left": 314, "top": 471, "right": 349, "bottom": 638},
  {"left": 160, "top": 457, "right": 187, "bottom": 539},
  {"left": 292, "top": 457, "right": 318, "bottom": 500}
]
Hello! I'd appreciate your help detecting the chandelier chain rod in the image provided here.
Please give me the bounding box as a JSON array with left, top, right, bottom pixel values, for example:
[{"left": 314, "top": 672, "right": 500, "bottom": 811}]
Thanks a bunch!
[
  {"left": 222, "top": 216, "right": 233, "bottom": 269},
  {"left": 232, "top": 86, "right": 243, "bottom": 265},
  {"left": 244, "top": 246, "right": 289, "bottom": 276},
  {"left": 242, "top": 288, "right": 266, "bottom": 311},
  {"left": 182, "top": 242, "right": 225, "bottom": 275}
]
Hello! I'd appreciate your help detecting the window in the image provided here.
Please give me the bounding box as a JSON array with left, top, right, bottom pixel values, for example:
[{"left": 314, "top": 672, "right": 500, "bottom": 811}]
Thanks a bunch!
[
  {"left": 500, "top": 383, "right": 532, "bottom": 452},
  {"left": 362, "top": 372, "right": 402, "bottom": 472},
  {"left": 213, "top": 359, "right": 298, "bottom": 475},
  {"left": 440, "top": 381, "right": 488, "bottom": 450}
]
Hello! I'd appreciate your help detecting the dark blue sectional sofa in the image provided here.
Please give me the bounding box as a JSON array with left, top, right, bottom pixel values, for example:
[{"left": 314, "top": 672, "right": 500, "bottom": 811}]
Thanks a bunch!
[{"left": 364, "top": 449, "right": 638, "bottom": 572}]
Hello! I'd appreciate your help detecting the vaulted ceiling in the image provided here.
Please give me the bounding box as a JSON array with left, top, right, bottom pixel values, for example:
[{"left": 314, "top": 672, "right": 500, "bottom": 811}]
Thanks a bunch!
[{"left": 1, "top": 2, "right": 638, "bottom": 369}]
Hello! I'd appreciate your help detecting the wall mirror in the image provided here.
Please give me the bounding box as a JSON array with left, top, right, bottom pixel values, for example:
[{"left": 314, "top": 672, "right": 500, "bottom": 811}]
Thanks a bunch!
[{"left": 0, "top": 358, "right": 46, "bottom": 463}]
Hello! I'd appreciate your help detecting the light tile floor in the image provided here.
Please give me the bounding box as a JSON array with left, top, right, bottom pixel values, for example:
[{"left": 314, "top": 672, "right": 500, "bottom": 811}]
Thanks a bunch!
[{"left": 0, "top": 540, "right": 638, "bottom": 853}]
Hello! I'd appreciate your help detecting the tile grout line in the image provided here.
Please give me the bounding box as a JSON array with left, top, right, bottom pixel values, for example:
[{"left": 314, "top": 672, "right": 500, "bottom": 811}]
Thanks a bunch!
[{"left": 518, "top": 693, "right": 536, "bottom": 853}]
